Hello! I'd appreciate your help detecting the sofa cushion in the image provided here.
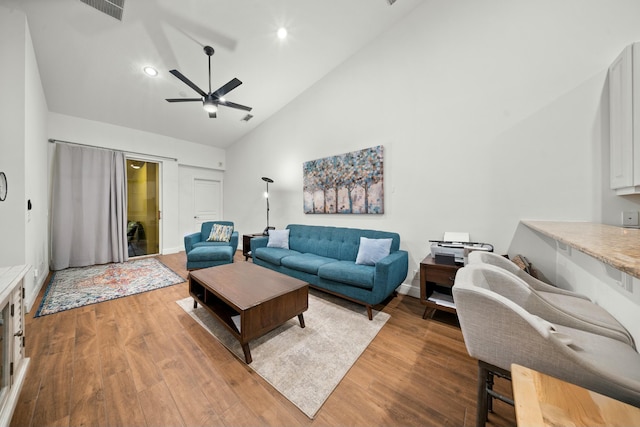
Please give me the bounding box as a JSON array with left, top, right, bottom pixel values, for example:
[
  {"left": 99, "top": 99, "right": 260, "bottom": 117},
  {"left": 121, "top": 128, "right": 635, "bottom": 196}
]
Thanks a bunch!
[
  {"left": 207, "top": 223, "right": 234, "bottom": 242},
  {"left": 193, "top": 240, "right": 233, "bottom": 249},
  {"left": 287, "top": 224, "right": 401, "bottom": 262},
  {"left": 355, "top": 237, "right": 392, "bottom": 266},
  {"left": 187, "top": 246, "right": 234, "bottom": 262},
  {"left": 318, "top": 261, "right": 375, "bottom": 290},
  {"left": 254, "top": 247, "right": 301, "bottom": 266},
  {"left": 281, "top": 253, "right": 337, "bottom": 275},
  {"left": 267, "top": 229, "right": 290, "bottom": 249}
]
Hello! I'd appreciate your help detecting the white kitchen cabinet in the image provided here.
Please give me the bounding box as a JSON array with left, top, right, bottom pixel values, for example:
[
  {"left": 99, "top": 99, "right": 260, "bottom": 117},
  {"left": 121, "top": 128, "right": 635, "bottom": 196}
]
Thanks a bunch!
[
  {"left": 609, "top": 42, "right": 640, "bottom": 195},
  {"left": 0, "top": 265, "right": 29, "bottom": 427}
]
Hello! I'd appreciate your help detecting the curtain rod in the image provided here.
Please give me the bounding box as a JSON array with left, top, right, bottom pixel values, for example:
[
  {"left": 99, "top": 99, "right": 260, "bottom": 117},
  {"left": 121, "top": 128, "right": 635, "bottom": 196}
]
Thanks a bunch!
[{"left": 48, "top": 138, "right": 178, "bottom": 162}]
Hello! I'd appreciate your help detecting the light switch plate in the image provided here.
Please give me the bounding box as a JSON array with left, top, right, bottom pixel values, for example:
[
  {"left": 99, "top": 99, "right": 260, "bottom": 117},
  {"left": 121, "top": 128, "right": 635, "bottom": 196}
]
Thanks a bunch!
[{"left": 622, "top": 211, "right": 639, "bottom": 227}]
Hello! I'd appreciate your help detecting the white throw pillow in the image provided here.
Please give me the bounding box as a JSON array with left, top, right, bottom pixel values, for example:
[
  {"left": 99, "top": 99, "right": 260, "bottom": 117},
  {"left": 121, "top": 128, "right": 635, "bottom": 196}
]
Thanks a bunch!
[
  {"left": 267, "top": 229, "right": 290, "bottom": 249},
  {"left": 355, "top": 237, "right": 392, "bottom": 266}
]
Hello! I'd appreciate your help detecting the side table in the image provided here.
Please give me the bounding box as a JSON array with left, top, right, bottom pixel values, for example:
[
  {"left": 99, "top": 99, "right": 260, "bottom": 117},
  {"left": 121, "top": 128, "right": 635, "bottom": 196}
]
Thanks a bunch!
[
  {"left": 242, "top": 233, "right": 265, "bottom": 260},
  {"left": 419, "top": 255, "right": 462, "bottom": 318}
]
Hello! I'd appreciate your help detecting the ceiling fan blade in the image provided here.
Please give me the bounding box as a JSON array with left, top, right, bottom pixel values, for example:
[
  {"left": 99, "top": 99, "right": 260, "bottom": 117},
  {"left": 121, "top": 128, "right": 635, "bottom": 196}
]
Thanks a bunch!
[
  {"left": 212, "top": 78, "right": 242, "bottom": 98},
  {"left": 165, "top": 98, "right": 202, "bottom": 102},
  {"left": 208, "top": 112, "right": 217, "bottom": 118},
  {"left": 218, "top": 100, "right": 252, "bottom": 112},
  {"left": 169, "top": 70, "right": 207, "bottom": 97}
]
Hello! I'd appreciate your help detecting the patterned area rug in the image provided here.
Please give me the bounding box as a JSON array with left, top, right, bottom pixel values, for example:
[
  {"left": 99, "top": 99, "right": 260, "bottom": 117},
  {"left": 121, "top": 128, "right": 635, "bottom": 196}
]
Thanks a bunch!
[
  {"left": 35, "top": 258, "right": 185, "bottom": 317},
  {"left": 177, "top": 291, "right": 390, "bottom": 419}
]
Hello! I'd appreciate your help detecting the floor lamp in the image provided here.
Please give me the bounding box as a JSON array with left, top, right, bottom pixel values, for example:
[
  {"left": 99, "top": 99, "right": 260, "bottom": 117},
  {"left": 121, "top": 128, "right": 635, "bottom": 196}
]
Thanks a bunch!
[{"left": 262, "top": 177, "right": 274, "bottom": 235}]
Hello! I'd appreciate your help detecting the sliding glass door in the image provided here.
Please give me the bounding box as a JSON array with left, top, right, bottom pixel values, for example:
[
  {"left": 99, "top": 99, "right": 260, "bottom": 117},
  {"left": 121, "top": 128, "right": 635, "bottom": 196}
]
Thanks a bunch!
[{"left": 126, "top": 159, "right": 160, "bottom": 257}]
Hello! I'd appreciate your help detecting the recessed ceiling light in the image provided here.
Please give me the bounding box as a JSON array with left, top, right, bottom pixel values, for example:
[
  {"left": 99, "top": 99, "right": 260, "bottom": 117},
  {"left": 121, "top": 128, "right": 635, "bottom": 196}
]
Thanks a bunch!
[
  {"left": 143, "top": 66, "right": 158, "bottom": 77},
  {"left": 219, "top": 97, "right": 226, "bottom": 103},
  {"left": 277, "top": 27, "right": 288, "bottom": 40}
]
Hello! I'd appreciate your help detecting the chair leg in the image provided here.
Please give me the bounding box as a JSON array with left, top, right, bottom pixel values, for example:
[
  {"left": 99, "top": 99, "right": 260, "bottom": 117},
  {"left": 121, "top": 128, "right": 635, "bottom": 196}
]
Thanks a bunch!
[
  {"left": 477, "top": 361, "right": 490, "bottom": 427},
  {"left": 477, "top": 360, "right": 514, "bottom": 427},
  {"left": 487, "top": 370, "right": 495, "bottom": 413}
]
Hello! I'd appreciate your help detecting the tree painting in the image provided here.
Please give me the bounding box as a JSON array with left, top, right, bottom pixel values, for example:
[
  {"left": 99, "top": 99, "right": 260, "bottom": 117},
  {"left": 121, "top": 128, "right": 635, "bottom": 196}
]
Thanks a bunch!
[{"left": 303, "top": 146, "right": 383, "bottom": 214}]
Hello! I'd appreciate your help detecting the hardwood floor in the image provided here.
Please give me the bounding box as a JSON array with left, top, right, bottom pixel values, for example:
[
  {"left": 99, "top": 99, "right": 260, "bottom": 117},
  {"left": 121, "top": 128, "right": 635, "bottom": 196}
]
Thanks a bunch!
[{"left": 11, "top": 252, "right": 516, "bottom": 427}]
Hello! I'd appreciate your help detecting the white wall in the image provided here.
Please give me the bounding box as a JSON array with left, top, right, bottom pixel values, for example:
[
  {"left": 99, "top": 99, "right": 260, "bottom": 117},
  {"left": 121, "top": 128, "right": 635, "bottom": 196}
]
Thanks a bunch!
[
  {"left": 0, "top": 7, "right": 27, "bottom": 268},
  {"left": 23, "top": 18, "right": 49, "bottom": 310},
  {"left": 224, "top": 0, "right": 640, "bottom": 294},
  {"left": 48, "top": 113, "right": 226, "bottom": 254},
  {"left": 0, "top": 6, "right": 49, "bottom": 311}
]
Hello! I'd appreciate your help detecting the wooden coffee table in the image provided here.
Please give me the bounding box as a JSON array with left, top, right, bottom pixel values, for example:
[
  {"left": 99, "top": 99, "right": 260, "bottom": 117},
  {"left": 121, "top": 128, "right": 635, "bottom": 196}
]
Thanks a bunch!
[{"left": 188, "top": 262, "right": 308, "bottom": 364}]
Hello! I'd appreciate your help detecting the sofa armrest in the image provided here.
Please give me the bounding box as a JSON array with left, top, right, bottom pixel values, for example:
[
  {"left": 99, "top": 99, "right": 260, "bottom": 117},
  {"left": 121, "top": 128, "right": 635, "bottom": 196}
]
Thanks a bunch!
[
  {"left": 230, "top": 231, "right": 239, "bottom": 254},
  {"left": 372, "top": 250, "right": 409, "bottom": 298},
  {"left": 250, "top": 236, "right": 269, "bottom": 258},
  {"left": 184, "top": 232, "right": 202, "bottom": 254}
]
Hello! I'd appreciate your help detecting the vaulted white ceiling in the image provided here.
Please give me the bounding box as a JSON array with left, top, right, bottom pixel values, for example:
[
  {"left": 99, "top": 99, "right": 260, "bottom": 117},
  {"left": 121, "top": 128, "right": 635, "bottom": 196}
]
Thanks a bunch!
[{"left": 4, "top": 0, "right": 424, "bottom": 148}]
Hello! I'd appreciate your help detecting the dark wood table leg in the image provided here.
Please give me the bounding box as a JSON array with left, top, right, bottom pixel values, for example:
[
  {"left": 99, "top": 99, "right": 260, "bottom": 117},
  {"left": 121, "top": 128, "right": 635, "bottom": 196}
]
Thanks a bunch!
[
  {"left": 241, "top": 343, "right": 252, "bottom": 364},
  {"left": 193, "top": 299, "right": 198, "bottom": 309},
  {"left": 423, "top": 306, "right": 438, "bottom": 319},
  {"left": 298, "top": 313, "right": 305, "bottom": 328}
]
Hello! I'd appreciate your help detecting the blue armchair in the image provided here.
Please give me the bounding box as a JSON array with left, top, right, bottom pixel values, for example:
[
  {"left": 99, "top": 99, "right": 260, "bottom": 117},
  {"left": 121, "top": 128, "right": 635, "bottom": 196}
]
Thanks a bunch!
[{"left": 184, "top": 221, "right": 238, "bottom": 270}]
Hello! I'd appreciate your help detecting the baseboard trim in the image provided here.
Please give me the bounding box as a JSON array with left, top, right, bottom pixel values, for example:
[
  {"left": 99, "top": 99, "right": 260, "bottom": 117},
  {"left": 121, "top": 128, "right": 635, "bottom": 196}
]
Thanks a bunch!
[
  {"left": 396, "top": 282, "right": 420, "bottom": 299},
  {"left": 25, "top": 273, "right": 48, "bottom": 313},
  {"left": 162, "top": 247, "right": 182, "bottom": 255}
]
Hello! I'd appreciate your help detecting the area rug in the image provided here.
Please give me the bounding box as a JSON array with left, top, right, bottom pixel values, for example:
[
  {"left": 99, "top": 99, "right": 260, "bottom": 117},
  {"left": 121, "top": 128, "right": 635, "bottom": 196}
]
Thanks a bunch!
[
  {"left": 177, "top": 292, "right": 390, "bottom": 419},
  {"left": 35, "top": 258, "right": 185, "bottom": 317}
]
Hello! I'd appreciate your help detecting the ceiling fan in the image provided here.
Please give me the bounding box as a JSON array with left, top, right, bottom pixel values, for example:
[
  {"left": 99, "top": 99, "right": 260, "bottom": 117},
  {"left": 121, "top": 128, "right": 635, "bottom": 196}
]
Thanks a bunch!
[{"left": 166, "top": 45, "right": 252, "bottom": 118}]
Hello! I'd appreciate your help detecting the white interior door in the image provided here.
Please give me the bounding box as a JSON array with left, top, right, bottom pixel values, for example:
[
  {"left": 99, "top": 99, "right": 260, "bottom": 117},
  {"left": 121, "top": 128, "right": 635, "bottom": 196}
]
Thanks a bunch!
[{"left": 193, "top": 178, "right": 221, "bottom": 230}]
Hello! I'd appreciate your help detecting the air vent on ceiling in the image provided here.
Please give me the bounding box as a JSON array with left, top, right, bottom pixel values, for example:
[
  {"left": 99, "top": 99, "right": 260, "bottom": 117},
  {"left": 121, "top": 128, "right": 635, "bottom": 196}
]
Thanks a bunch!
[
  {"left": 80, "top": 0, "right": 125, "bottom": 21},
  {"left": 241, "top": 114, "right": 254, "bottom": 122}
]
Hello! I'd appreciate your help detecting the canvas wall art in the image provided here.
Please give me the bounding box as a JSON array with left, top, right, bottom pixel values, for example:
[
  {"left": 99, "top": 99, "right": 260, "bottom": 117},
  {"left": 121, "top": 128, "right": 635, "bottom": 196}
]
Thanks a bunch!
[{"left": 303, "top": 145, "right": 383, "bottom": 214}]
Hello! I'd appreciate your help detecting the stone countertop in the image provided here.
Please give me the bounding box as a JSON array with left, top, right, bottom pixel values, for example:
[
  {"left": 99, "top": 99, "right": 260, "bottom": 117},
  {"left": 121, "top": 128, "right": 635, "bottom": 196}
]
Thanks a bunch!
[{"left": 522, "top": 221, "right": 640, "bottom": 279}]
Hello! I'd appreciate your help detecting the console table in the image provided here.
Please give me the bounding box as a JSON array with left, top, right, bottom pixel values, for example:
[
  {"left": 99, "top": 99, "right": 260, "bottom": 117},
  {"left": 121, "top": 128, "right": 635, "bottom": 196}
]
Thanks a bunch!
[
  {"left": 242, "top": 233, "right": 264, "bottom": 260},
  {"left": 419, "top": 255, "right": 461, "bottom": 318},
  {"left": 0, "top": 265, "right": 30, "bottom": 426}
]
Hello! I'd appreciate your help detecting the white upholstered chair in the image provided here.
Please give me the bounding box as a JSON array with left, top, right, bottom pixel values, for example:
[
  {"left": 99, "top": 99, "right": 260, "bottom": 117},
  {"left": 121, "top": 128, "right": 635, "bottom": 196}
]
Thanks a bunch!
[
  {"left": 467, "top": 251, "right": 634, "bottom": 347},
  {"left": 453, "top": 264, "right": 640, "bottom": 427}
]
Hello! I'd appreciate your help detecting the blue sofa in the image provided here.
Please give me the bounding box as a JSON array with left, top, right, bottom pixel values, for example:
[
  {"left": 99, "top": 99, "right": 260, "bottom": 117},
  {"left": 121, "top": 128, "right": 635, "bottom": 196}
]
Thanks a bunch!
[
  {"left": 251, "top": 224, "right": 408, "bottom": 319},
  {"left": 184, "top": 221, "right": 239, "bottom": 270}
]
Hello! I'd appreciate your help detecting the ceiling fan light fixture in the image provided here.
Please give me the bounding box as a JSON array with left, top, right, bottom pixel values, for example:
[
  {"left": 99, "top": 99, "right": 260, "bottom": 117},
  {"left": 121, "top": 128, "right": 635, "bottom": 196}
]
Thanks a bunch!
[{"left": 203, "top": 99, "right": 217, "bottom": 113}]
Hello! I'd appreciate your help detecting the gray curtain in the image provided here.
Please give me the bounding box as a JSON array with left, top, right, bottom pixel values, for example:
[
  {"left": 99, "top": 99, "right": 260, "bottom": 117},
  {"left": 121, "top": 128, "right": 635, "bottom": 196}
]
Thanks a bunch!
[{"left": 51, "top": 143, "right": 128, "bottom": 270}]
